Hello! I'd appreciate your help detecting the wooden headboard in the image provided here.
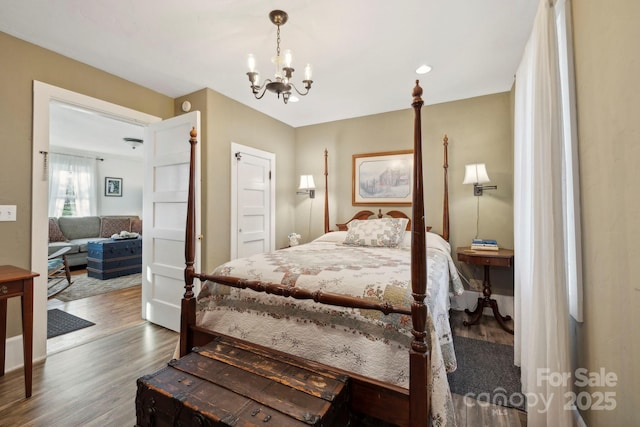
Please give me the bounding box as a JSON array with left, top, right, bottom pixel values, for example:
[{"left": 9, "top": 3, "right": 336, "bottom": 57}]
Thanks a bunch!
[{"left": 335, "top": 209, "right": 416, "bottom": 231}]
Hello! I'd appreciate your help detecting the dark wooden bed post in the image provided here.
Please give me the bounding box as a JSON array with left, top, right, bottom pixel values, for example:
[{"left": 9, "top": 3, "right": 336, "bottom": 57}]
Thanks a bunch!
[
  {"left": 442, "top": 135, "right": 450, "bottom": 242},
  {"left": 409, "top": 80, "right": 430, "bottom": 426},
  {"left": 324, "top": 148, "right": 330, "bottom": 234},
  {"left": 180, "top": 127, "right": 198, "bottom": 357}
]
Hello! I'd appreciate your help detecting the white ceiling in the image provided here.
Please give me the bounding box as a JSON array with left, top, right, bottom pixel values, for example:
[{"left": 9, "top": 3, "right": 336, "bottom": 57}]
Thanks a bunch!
[
  {"left": 1, "top": 1, "right": 538, "bottom": 153},
  {"left": 49, "top": 101, "right": 145, "bottom": 158}
]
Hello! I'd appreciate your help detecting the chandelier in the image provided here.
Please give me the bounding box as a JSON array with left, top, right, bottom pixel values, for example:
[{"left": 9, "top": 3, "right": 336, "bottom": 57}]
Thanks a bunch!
[{"left": 246, "top": 10, "right": 313, "bottom": 104}]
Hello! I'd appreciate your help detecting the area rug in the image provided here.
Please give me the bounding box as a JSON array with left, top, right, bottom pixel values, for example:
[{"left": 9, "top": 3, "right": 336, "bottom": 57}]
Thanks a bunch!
[
  {"left": 53, "top": 272, "right": 141, "bottom": 302},
  {"left": 47, "top": 309, "right": 95, "bottom": 338},
  {"left": 448, "top": 335, "right": 526, "bottom": 411}
]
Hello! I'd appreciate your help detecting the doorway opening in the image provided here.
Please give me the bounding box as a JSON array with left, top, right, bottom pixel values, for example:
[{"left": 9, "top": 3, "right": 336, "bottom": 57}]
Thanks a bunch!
[
  {"left": 31, "top": 81, "right": 161, "bottom": 358},
  {"left": 45, "top": 100, "right": 148, "bottom": 353}
]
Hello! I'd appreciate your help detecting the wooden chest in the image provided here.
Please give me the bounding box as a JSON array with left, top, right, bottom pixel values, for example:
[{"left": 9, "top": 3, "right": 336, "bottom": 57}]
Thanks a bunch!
[
  {"left": 135, "top": 336, "right": 349, "bottom": 427},
  {"left": 86, "top": 238, "right": 142, "bottom": 279}
]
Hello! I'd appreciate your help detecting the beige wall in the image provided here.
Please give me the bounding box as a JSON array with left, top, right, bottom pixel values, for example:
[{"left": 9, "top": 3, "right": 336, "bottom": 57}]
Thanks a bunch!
[
  {"left": 0, "top": 31, "right": 174, "bottom": 264},
  {"left": 0, "top": 32, "right": 174, "bottom": 338},
  {"left": 572, "top": 1, "right": 640, "bottom": 424},
  {"left": 0, "top": 31, "right": 296, "bottom": 346},
  {"left": 175, "top": 89, "right": 296, "bottom": 273},
  {"left": 295, "top": 92, "right": 515, "bottom": 294}
]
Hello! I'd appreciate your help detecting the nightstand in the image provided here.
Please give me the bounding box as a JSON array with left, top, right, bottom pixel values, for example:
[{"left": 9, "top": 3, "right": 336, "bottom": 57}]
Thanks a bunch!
[
  {"left": 457, "top": 247, "right": 515, "bottom": 334},
  {"left": 1, "top": 265, "right": 39, "bottom": 397}
]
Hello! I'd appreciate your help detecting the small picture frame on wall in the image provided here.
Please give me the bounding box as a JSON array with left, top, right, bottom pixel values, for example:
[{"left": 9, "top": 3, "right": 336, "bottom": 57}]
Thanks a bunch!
[{"left": 105, "top": 177, "right": 123, "bottom": 197}]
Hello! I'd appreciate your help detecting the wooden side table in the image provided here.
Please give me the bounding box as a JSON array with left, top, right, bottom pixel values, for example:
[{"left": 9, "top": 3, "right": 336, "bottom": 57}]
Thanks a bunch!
[
  {"left": 0, "top": 265, "right": 40, "bottom": 398},
  {"left": 456, "top": 247, "right": 514, "bottom": 334}
]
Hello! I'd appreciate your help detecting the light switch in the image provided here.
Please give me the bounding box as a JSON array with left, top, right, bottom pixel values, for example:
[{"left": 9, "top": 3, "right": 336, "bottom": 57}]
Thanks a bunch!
[{"left": 0, "top": 205, "right": 17, "bottom": 221}]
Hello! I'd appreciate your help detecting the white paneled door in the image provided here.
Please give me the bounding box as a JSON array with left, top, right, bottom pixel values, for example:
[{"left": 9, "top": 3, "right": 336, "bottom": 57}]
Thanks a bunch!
[
  {"left": 231, "top": 143, "right": 275, "bottom": 259},
  {"left": 142, "top": 111, "right": 201, "bottom": 332}
]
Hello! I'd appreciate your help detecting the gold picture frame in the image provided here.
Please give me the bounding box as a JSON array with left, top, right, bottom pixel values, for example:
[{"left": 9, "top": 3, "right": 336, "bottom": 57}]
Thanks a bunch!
[{"left": 352, "top": 150, "right": 413, "bottom": 206}]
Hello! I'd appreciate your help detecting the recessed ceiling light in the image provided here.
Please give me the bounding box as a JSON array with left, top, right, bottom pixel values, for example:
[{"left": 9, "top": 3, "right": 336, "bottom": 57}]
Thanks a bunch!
[
  {"left": 289, "top": 95, "right": 300, "bottom": 103},
  {"left": 416, "top": 64, "right": 432, "bottom": 74}
]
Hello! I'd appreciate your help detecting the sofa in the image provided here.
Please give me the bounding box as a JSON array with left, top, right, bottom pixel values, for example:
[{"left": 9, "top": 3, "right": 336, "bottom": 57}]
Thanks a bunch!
[{"left": 48, "top": 215, "right": 142, "bottom": 267}]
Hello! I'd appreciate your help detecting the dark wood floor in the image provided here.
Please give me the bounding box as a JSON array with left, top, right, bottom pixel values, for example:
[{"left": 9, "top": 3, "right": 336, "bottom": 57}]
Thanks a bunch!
[
  {"left": 0, "top": 279, "right": 525, "bottom": 426},
  {"left": 47, "top": 286, "right": 147, "bottom": 355},
  {"left": 1, "top": 272, "right": 177, "bottom": 427}
]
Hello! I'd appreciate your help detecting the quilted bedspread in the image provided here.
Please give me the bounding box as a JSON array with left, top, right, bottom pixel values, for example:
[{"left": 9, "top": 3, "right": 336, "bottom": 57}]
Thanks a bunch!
[{"left": 196, "top": 232, "right": 464, "bottom": 426}]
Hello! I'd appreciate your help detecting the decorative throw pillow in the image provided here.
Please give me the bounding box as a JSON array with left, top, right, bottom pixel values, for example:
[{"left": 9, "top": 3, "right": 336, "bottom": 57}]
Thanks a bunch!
[
  {"left": 343, "top": 218, "right": 409, "bottom": 247},
  {"left": 100, "top": 217, "right": 132, "bottom": 237},
  {"left": 48, "top": 218, "right": 67, "bottom": 242},
  {"left": 130, "top": 218, "right": 143, "bottom": 235}
]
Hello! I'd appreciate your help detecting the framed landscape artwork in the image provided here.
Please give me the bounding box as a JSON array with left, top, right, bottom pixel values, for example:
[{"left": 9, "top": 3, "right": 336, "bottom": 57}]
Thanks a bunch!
[
  {"left": 105, "top": 177, "right": 123, "bottom": 197},
  {"left": 352, "top": 150, "right": 413, "bottom": 206}
]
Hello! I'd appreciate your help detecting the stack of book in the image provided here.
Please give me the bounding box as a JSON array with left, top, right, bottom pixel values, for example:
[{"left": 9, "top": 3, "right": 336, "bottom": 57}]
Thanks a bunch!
[{"left": 471, "top": 239, "right": 499, "bottom": 251}]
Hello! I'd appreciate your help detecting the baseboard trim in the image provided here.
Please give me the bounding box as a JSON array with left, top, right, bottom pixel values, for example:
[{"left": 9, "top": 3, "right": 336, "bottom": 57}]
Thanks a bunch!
[
  {"left": 3, "top": 335, "right": 24, "bottom": 373},
  {"left": 450, "top": 290, "right": 514, "bottom": 318},
  {"left": 3, "top": 335, "right": 46, "bottom": 374}
]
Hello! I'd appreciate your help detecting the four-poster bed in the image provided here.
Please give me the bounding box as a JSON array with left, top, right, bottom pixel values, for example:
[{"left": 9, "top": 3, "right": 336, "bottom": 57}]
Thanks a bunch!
[{"left": 172, "top": 82, "right": 459, "bottom": 426}]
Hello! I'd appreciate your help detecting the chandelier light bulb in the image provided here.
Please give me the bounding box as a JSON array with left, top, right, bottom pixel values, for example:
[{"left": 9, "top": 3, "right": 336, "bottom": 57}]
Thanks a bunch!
[
  {"left": 284, "top": 49, "right": 293, "bottom": 68},
  {"left": 304, "top": 64, "right": 313, "bottom": 81},
  {"left": 247, "top": 54, "right": 256, "bottom": 73}
]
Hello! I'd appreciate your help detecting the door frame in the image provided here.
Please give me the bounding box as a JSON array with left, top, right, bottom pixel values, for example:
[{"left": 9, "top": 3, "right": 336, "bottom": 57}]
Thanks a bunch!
[
  {"left": 230, "top": 142, "right": 276, "bottom": 259},
  {"left": 24, "top": 81, "right": 160, "bottom": 370}
]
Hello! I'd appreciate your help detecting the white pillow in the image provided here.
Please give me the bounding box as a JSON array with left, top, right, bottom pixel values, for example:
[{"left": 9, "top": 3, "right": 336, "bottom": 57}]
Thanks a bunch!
[
  {"left": 400, "top": 231, "right": 452, "bottom": 253},
  {"left": 312, "top": 231, "right": 348, "bottom": 243},
  {"left": 343, "top": 218, "right": 408, "bottom": 247}
]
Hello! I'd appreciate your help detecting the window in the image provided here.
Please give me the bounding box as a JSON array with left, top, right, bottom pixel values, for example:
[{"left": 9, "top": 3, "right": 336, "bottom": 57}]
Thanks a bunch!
[
  {"left": 48, "top": 153, "right": 98, "bottom": 217},
  {"left": 54, "top": 170, "right": 76, "bottom": 216}
]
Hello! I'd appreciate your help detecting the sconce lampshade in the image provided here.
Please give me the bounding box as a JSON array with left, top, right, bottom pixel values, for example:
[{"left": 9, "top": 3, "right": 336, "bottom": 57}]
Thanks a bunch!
[
  {"left": 463, "top": 163, "right": 497, "bottom": 196},
  {"left": 463, "top": 163, "right": 491, "bottom": 185},
  {"left": 298, "top": 175, "right": 316, "bottom": 190},
  {"left": 297, "top": 175, "right": 315, "bottom": 198}
]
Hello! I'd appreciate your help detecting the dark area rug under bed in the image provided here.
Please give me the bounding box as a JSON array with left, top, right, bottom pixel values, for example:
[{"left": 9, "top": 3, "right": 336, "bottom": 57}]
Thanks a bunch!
[
  {"left": 448, "top": 335, "right": 527, "bottom": 411},
  {"left": 47, "top": 309, "right": 95, "bottom": 339}
]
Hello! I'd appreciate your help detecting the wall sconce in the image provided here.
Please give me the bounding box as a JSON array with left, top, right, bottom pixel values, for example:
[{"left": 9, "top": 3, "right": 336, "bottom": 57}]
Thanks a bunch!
[
  {"left": 297, "top": 175, "right": 315, "bottom": 198},
  {"left": 463, "top": 163, "right": 497, "bottom": 196}
]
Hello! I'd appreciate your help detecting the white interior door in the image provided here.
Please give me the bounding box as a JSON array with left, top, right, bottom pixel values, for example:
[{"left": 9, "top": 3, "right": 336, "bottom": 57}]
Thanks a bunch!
[
  {"left": 142, "top": 111, "right": 200, "bottom": 332},
  {"left": 230, "top": 143, "right": 275, "bottom": 259}
]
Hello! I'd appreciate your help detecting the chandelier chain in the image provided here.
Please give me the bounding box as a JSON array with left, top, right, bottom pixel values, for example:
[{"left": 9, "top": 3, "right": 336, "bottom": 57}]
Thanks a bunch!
[{"left": 276, "top": 25, "right": 281, "bottom": 57}]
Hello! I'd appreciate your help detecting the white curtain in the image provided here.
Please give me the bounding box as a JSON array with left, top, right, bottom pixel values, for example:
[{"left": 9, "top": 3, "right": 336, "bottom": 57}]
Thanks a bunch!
[
  {"left": 48, "top": 153, "right": 98, "bottom": 217},
  {"left": 514, "top": 0, "right": 576, "bottom": 425}
]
